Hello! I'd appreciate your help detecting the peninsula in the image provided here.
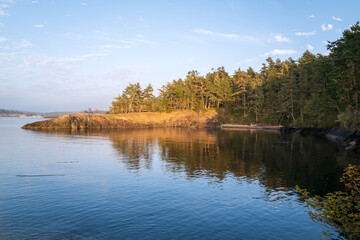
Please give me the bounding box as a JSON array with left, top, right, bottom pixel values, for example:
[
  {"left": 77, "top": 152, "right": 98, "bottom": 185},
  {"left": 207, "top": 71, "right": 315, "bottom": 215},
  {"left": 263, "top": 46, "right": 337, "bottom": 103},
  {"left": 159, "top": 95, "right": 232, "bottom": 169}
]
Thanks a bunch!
[{"left": 22, "top": 110, "right": 220, "bottom": 130}]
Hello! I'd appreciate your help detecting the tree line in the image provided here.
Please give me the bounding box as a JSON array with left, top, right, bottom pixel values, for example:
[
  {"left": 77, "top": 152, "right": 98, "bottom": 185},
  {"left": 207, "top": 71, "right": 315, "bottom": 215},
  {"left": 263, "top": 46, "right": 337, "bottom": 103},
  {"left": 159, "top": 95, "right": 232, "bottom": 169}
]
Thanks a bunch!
[{"left": 109, "top": 21, "right": 360, "bottom": 128}]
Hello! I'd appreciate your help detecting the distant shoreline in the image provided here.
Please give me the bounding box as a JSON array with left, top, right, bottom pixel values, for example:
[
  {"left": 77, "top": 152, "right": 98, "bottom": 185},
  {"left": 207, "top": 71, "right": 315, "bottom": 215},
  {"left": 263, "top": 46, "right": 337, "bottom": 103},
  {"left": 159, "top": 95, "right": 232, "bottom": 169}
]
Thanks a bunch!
[{"left": 0, "top": 114, "right": 44, "bottom": 118}]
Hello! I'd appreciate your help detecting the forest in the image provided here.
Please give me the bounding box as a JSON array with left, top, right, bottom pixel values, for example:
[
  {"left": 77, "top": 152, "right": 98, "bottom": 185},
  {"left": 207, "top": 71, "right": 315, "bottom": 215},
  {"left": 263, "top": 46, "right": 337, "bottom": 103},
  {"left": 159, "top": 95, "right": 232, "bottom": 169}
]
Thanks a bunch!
[{"left": 109, "top": 22, "right": 360, "bottom": 129}]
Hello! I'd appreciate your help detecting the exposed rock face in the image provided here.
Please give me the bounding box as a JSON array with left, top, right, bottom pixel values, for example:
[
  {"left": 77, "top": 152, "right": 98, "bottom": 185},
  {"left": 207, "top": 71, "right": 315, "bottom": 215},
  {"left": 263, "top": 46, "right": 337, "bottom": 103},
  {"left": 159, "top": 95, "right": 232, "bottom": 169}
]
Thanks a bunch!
[
  {"left": 280, "top": 127, "right": 360, "bottom": 152},
  {"left": 22, "top": 111, "right": 220, "bottom": 130}
]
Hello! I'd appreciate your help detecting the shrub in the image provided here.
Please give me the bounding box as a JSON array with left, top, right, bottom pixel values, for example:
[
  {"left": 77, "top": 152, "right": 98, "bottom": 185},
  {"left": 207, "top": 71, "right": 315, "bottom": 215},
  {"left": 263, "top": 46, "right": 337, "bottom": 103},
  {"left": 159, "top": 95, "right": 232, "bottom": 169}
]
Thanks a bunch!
[
  {"left": 297, "top": 165, "right": 360, "bottom": 239},
  {"left": 337, "top": 106, "right": 360, "bottom": 129}
]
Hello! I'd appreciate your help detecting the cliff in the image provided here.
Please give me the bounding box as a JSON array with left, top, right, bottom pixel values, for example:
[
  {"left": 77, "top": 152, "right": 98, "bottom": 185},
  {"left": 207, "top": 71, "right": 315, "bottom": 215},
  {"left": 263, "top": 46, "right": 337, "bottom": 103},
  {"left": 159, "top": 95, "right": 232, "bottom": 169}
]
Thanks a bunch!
[{"left": 22, "top": 110, "right": 220, "bottom": 130}]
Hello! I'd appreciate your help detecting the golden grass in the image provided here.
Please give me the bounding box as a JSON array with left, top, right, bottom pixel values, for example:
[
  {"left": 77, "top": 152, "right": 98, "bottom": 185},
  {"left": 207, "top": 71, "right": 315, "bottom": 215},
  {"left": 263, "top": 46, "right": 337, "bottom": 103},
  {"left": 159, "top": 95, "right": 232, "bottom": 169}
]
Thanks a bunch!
[{"left": 22, "top": 110, "right": 220, "bottom": 129}]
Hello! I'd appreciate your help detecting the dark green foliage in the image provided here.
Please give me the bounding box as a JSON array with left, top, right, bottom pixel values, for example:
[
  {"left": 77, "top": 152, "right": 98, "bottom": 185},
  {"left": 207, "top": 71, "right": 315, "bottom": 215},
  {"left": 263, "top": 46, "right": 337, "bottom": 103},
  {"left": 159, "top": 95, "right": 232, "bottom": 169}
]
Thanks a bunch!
[
  {"left": 328, "top": 22, "right": 360, "bottom": 109},
  {"left": 297, "top": 165, "right": 360, "bottom": 239},
  {"left": 303, "top": 94, "right": 338, "bottom": 128},
  {"left": 109, "top": 21, "right": 360, "bottom": 129}
]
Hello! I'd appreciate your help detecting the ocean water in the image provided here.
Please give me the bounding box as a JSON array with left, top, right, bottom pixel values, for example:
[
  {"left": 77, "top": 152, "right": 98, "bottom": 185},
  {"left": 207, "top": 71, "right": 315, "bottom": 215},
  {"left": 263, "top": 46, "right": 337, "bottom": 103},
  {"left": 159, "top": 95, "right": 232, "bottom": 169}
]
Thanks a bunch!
[{"left": 0, "top": 117, "right": 357, "bottom": 239}]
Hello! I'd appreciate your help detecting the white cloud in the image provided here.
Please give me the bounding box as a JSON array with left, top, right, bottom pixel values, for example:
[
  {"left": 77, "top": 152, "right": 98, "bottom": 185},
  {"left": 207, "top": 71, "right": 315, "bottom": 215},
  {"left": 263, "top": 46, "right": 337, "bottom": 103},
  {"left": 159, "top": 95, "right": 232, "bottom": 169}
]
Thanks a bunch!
[
  {"left": 97, "top": 37, "right": 131, "bottom": 45},
  {"left": 100, "top": 44, "right": 131, "bottom": 49},
  {"left": 100, "top": 66, "right": 143, "bottom": 82},
  {"left": 332, "top": 16, "right": 342, "bottom": 21},
  {"left": 235, "top": 58, "right": 257, "bottom": 66},
  {"left": 81, "top": 2, "right": 87, "bottom": 6},
  {"left": 0, "top": 10, "right": 9, "bottom": 16},
  {"left": 307, "top": 45, "right": 314, "bottom": 51},
  {"left": 21, "top": 40, "right": 32, "bottom": 47},
  {"left": 132, "top": 38, "right": 158, "bottom": 45},
  {"left": 307, "top": 14, "right": 316, "bottom": 19},
  {"left": 63, "top": 32, "right": 83, "bottom": 39},
  {"left": 0, "top": 36, "right": 7, "bottom": 43},
  {"left": 40, "top": 52, "right": 109, "bottom": 65},
  {"left": 274, "top": 34, "right": 290, "bottom": 42},
  {"left": 322, "top": 40, "right": 328, "bottom": 44},
  {"left": 31, "top": 1, "right": 39, "bottom": 3},
  {"left": 295, "top": 31, "right": 316, "bottom": 36},
  {"left": 1, "top": 4, "right": 10, "bottom": 8},
  {"left": 323, "top": 50, "right": 330, "bottom": 56},
  {"left": 33, "top": 24, "right": 45, "bottom": 28},
  {"left": 96, "top": 31, "right": 158, "bottom": 48},
  {"left": 262, "top": 49, "right": 297, "bottom": 58},
  {"left": 194, "top": 29, "right": 239, "bottom": 39},
  {"left": 321, "top": 24, "right": 333, "bottom": 31}
]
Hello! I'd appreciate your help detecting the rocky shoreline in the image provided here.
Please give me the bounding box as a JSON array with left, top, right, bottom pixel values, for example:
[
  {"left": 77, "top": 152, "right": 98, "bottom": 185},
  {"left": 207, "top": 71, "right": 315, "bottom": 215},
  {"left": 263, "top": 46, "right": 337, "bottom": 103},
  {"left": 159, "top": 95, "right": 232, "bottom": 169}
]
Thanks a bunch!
[
  {"left": 280, "top": 127, "right": 360, "bottom": 152},
  {"left": 221, "top": 124, "right": 282, "bottom": 130}
]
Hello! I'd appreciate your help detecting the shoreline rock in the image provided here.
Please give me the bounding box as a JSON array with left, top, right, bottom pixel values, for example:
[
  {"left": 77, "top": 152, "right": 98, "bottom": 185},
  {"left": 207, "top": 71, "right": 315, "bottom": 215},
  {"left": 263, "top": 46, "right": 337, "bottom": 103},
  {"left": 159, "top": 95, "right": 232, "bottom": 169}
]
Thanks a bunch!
[
  {"left": 221, "top": 124, "right": 282, "bottom": 130},
  {"left": 280, "top": 127, "right": 360, "bottom": 152}
]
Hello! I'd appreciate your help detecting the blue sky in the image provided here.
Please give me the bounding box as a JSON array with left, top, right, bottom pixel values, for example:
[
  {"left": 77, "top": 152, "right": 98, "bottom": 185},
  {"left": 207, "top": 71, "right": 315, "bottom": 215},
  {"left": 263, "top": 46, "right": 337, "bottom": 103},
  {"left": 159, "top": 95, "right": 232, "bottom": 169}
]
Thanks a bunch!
[{"left": 0, "top": 0, "right": 359, "bottom": 112}]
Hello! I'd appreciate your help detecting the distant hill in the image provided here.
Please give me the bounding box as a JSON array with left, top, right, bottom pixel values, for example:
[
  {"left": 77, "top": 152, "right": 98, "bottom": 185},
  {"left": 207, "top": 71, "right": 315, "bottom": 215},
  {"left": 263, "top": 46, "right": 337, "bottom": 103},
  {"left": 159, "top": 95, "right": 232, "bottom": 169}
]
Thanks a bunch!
[
  {"left": 0, "top": 109, "right": 28, "bottom": 114},
  {"left": 0, "top": 109, "right": 73, "bottom": 117},
  {"left": 0, "top": 109, "right": 40, "bottom": 116},
  {"left": 0, "top": 109, "right": 106, "bottom": 117}
]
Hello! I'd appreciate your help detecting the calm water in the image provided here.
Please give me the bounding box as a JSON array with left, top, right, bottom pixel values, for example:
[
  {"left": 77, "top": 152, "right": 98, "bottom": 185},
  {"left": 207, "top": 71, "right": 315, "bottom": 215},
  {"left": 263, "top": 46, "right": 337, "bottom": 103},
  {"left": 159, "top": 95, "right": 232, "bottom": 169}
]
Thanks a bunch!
[{"left": 0, "top": 118, "right": 358, "bottom": 240}]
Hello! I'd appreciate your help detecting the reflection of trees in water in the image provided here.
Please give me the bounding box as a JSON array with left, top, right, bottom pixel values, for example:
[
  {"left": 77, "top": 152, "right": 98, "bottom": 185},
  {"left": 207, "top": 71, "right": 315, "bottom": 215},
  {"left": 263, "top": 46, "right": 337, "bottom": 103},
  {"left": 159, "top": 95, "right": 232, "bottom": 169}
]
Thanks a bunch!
[
  {"left": 110, "top": 130, "right": 156, "bottom": 171},
  {"left": 217, "top": 131, "right": 340, "bottom": 195},
  {"left": 27, "top": 128, "right": 358, "bottom": 195},
  {"left": 109, "top": 128, "right": 357, "bottom": 195},
  {"left": 109, "top": 129, "right": 218, "bottom": 172},
  {"left": 219, "top": 130, "right": 360, "bottom": 195},
  {"left": 160, "top": 132, "right": 261, "bottom": 182}
]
